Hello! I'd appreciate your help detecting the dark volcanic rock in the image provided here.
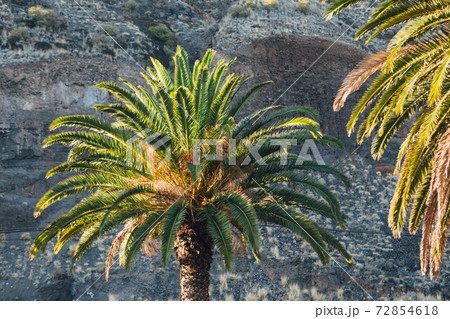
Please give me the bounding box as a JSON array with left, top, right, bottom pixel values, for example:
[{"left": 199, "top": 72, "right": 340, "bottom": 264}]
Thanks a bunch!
[{"left": 38, "top": 273, "right": 74, "bottom": 301}]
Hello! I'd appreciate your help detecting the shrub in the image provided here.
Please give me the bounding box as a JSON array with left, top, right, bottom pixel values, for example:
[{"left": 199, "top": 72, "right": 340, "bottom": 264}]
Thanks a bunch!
[
  {"left": 245, "top": 1, "right": 257, "bottom": 10},
  {"left": 148, "top": 23, "right": 177, "bottom": 47},
  {"left": 298, "top": 0, "right": 310, "bottom": 14},
  {"left": 90, "top": 34, "right": 111, "bottom": 48},
  {"left": 8, "top": 27, "right": 31, "bottom": 43},
  {"left": 96, "top": 24, "right": 118, "bottom": 36},
  {"left": 229, "top": 5, "right": 249, "bottom": 18},
  {"left": 261, "top": 0, "right": 278, "bottom": 9},
  {"left": 124, "top": 0, "right": 138, "bottom": 12},
  {"left": 27, "top": 5, "right": 67, "bottom": 31},
  {"left": 34, "top": 41, "right": 52, "bottom": 51},
  {"left": 163, "top": 45, "right": 175, "bottom": 57}
]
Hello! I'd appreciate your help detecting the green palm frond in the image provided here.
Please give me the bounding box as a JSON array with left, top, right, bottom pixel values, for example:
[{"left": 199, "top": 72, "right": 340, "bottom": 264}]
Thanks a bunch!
[
  {"left": 254, "top": 202, "right": 331, "bottom": 265},
  {"left": 212, "top": 191, "right": 261, "bottom": 262},
  {"left": 200, "top": 207, "right": 235, "bottom": 270},
  {"left": 160, "top": 203, "right": 187, "bottom": 267}
]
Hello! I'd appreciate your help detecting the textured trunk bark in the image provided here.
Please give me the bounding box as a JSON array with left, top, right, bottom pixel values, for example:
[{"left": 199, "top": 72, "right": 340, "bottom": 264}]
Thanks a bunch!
[{"left": 174, "top": 221, "right": 213, "bottom": 301}]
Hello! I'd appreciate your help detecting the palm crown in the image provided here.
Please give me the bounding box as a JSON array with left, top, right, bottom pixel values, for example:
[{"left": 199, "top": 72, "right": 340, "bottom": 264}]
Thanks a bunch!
[
  {"left": 326, "top": 0, "right": 450, "bottom": 278},
  {"left": 30, "top": 47, "right": 351, "bottom": 299}
]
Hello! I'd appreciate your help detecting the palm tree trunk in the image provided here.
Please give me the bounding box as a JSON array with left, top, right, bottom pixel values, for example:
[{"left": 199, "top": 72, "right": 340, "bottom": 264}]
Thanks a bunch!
[{"left": 174, "top": 221, "right": 213, "bottom": 301}]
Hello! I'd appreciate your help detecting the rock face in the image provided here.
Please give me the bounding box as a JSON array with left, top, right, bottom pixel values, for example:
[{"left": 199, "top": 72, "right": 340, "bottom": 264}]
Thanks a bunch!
[
  {"left": 0, "top": 59, "right": 143, "bottom": 231},
  {"left": 0, "top": 0, "right": 387, "bottom": 67},
  {"left": 0, "top": 0, "right": 448, "bottom": 301},
  {"left": 224, "top": 36, "right": 368, "bottom": 148},
  {"left": 213, "top": 0, "right": 389, "bottom": 53}
]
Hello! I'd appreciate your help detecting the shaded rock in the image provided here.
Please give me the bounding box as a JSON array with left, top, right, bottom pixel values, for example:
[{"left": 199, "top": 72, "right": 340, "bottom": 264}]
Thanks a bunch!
[{"left": 38, "top": 273, "right": 74, "bottom": 301}]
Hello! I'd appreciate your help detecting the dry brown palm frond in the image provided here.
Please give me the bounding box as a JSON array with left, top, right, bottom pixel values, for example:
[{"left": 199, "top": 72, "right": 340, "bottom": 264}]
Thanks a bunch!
[
  {"left": 422, "top": 127, "right": 450, "bottom": 278},
  {"left": 142, "top": 233, "right": 161, "bottom": 257},
  {"left": 333, "top": 50, "right": 390, "bottom": 111},
  {"left": 105, "top": 216, "right": 148, "bottom": 280},
  {"left": 105, "top": 222, "right": 134, "bottom": 281},
  {"left": 129, "top": 178, "right": 185, "bottom": 199},
  {"left": 231, "top": 230, "right": 247, "bottom": 256},
  {"left": 421, "top": 191, "right": 438, "bottom": 276},
  {"left": 149, "top": 180, "right": 185, "bottom": 198},
  {"left": 333, "top": 46, "right": 414, "bottom": 111},
  {"left": 206, "top": 165, "right": 225, "bottom": 193},
  {"left": 229, "top": 166, "right": 250, "bottom": 186}
]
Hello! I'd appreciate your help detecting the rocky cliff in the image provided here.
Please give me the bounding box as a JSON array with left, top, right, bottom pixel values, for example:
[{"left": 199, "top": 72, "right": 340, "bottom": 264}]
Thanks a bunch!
[{"left": 0, "top": 0, "right": 448, "bottom": 300}]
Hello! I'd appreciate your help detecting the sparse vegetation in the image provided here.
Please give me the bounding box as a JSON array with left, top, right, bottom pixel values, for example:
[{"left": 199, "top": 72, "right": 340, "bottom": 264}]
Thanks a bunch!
[
  {"left": 261, "top": 0, "right": 278, "bottom": 9},
  {"left": 245, "top": 1, "right": 257, "bottom": 10},
  {"left": 336, "top": 288, "right": 344, "bottom": 300},
  {"left": 257, "top": 288, "right": 268, "bottom": 299},
  {"left": 148, "top": 23, "right": 177, "bottom": 47},
  {"left": 226, "top": 273, "right": 242, "bottom": 282},
  {"left": 20, "top": 232, "right": 31, "bottom": 241},
  {"left": 392, "top": 292, "right": 443, "bottom": 301},
  {"left": 298, "top": 0, "right": 310, "bottom": 14},
  {"left": 245, "top": 293, "right": 258, "bottom": 301},
  {"left": 287, "top": 284, "right": 301, "bottom": 300},
  {"left": 218, "top": 274, "right": 228, "bottom": 288},
  {"left": 27, "top": 5, "right": 67, "bottom": 31},
  {"left": 8, "top": 27, "right": 31, "bottom": 44},
  {"left": 108, "top": 294, "right": 118, "bottom": 301},
  {"left": 229, "top": 5, "right": 250, "bottom": 18},
  {"left": 280, "top": 275, "right": 288, "bottom": 287},
  {"left": 270, "top": 245, "right": 280, "bottom": 259},
  {"left": 68, "top": 244, "right": 77, "bottom": 256},
  {"left": 124, "top": 0, "right": 138, "bottom": 12},
  {"left": 96, "top": 24, "right": 118, "bottom": 37},
  {"left": 162, "top": 45, "right": 176, "bottom": 59},
  {"left": 90, "top": 34, "right": 112, "bottom": 48},
  {"left": 311, "top": 287, "right": 326, "bottom": 301},
  {"left": 224, "top": 294, "right": 234, "bottom": 301}
]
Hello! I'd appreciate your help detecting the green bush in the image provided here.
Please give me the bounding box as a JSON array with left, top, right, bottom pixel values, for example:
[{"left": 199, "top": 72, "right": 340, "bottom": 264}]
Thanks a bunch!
[
  {"left": 148, "top": 23, "right": 177, "bottom": 47},
  {"left": 124, "top": 0, "right": 138, "bottom": 12},
  {"left": 96, "top": 24, "right": 118, "bottom": 36},
  {"left": 8, "top": 27, "right": 31, "bottom": 43},
  {"left": 27, "top": 5, "right": 67, "bottom": 31},
  {"left": 261, "top": 0, "right": 278, "bottom": 9},
  {"left": 245, "top": 1, "right": 257, "bottom": 10},
  {"left": 90, "top": 35, "right": 112, "bottom": 48},
  {"left": 163, "top": 45, "right": 175, "bottom": 57},
  {"left": 229, "top": 5, "right": 249, "bottom": 18},
  {"left": 298, "top": 0, "right": 310, "bottom": 14}
]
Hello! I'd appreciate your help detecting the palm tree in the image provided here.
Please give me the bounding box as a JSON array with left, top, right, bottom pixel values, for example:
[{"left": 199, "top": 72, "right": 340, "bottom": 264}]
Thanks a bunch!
[
  {"left": 30, "top": 46, "right": 352, "bottom": 300},
  {"left": 325, "top": 0, "right": 450, "bottom": 278}
]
